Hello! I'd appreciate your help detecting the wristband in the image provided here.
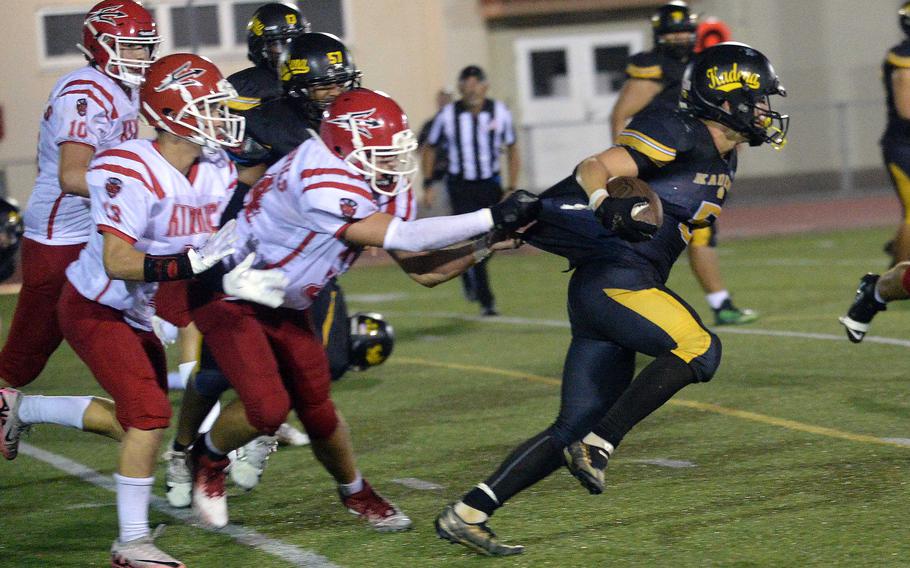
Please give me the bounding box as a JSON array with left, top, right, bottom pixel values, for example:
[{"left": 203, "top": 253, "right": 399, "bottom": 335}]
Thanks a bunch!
[
  {"left": 588, "top": 188, "right": 609, "bottom": 210},
  {"left": 143, "top": 252, "right": 193, "bottom": 282}
]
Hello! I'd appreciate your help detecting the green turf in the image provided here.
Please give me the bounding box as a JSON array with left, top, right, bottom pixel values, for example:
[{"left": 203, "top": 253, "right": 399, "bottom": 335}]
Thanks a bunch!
[{"left": 3, "top": 226, "right": 910, "bottom": 567}]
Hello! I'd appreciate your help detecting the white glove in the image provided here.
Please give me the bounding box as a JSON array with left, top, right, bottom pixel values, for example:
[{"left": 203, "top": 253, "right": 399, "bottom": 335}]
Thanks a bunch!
[
  {"left": 222, "top": 253, "right": 288, "bottom": 308},
  {"left": 188, "top": 219, "right": 237, "bottom": 274},
  {"left": 151, "top": 315, "right": 179, "bottom": 345}
]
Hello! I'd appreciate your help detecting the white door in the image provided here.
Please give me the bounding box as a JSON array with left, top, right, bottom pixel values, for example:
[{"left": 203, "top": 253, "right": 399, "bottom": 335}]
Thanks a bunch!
[{"left": 515, "top": 31, "right": 644, "bottom": 189}]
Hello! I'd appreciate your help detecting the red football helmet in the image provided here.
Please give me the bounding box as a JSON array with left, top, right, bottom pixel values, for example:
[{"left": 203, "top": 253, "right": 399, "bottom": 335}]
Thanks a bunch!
[
  {"left": 140, "top": 54, "right": 245, "bottom": 149},
  {"left": 320, "top": 88, "right": 418, "bottom": 196},
  {"left": 77, "top": 0, "right": 161, "bottom": 87}
]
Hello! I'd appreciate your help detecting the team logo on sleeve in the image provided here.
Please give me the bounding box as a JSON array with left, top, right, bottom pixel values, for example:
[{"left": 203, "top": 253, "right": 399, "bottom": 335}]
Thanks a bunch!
[
  {"left": 105, "top": 177, "right": 123, "bottom": 198},
  {"left": 339, "top": 198, "right": 358, "bottom": 218},
  {"left": 154, "top": 62, "right": 206, "bottom": 93},
  {"left": 325, "top": 108, "right": 382, "bottom": 140},
  {"left": 43, "top": 106, "right": 53, "bottom": 121},
  {"left": 76, "top": 98, "right": 88, "bottom": 117}
]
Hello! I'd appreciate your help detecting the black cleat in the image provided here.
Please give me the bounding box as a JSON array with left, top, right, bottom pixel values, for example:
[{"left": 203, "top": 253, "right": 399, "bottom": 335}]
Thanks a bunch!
[
  {"left": 435, "top": 504, "right": 524, "bottom": 556},
  {"left": 564, "top": 440, "right": 609, "bottom": 495},
  {"left": 839, "top": 273, "right": 886, "bottom": 343}
]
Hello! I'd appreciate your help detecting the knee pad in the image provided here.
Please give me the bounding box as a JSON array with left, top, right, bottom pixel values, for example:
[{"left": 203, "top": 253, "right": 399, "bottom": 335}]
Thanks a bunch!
[
  {"left": 687, "top": 331, "right": 722, "bottom": 382},
  {"left": 244, "top": 390, "right": 291, "bottom": 434},
  {"left": 298, "top": 399, "right": 339, "bottom": 440},
  {"left": 192, "top": 368, "right": 232, "bottom": 399}
]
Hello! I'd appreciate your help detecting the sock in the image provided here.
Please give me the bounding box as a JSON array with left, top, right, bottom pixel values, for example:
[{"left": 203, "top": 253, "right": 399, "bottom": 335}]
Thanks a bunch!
[
  {"left": 455, "top": 497, "right": 490, "bottom": 523},
  {"left": 706, "top": 290, "right": 730, "bottom": 310},
  {"left": 582, "top": 432, "right": 615, "bottom": 456},
  {"left": 18, "top": 395, "right": 92, "bottom": 429},
  {"left": 593, "top": 354, "right": 695, "bottom": 448},
  {"left": 874, "top": 282, "right": 887, "bottom": 305},
  {"left": 203, "top": 431, "right": 226, "bottom": 460},
  {"left": 114, "top": 474, "right": 153, "bottom": 543},
  {"left": 339, "top": 472, "right": 364, "bottom": 496}
]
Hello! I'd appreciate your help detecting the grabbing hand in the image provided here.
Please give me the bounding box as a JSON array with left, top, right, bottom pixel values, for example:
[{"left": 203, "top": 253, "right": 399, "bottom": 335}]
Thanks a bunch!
[
  {"left": 187, "top": 220, "right": 238, "bottom": 274},
  {"left": 594, "top": 196, "right": 658, "bottom": 243},
  {"left": 489, "top": 190, "right": 541, "bottom": 232},
  {"left": 222, "top": 253, "right": 288, "bottom": 308}
]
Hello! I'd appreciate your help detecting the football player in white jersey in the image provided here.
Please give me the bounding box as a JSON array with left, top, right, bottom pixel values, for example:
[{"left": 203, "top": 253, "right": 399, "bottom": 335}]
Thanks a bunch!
[
  {"left": 56, "top": 53, "right": 285, "bottom": 568},
  {"left": 179, "top": 88, "right": 539, "bottom": 532},
  {"left": 0, "top": 0, "right": 160, "bottom": 460}
]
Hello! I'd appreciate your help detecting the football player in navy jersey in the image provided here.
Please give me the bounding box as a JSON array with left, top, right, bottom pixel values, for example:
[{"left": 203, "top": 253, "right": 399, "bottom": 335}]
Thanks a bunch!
[
  {"left": 435, "top": 43, "right": 788, "bottom": 556},
  {"left": 612, "top": 1, "right": 758, "bottom": 325},
  {"left": 881, "top": 1, "right": 910, "bottom": 265}
]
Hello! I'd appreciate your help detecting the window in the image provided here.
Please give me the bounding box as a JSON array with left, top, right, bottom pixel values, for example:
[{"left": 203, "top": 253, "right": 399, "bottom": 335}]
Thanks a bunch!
[
  {"left": 171, "top": 5, "right": 221, "bottom": 49},
  {"left": 593, "top": 45, "right": 630, "bottom": 95},
  {"left": 530, "top": 50, "right": 568, "bottom": 98},
  {"left": 42, "top": 12, "right": 85, "bottom": 58}
]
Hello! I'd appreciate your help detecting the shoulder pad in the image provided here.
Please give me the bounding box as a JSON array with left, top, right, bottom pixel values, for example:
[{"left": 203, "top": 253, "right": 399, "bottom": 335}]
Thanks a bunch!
[
  {"left": 617, "top": 110, "right": 693, "bottom": 164},
  {"left": 626, "top": 51, "right": 662, "bottom": 80}
]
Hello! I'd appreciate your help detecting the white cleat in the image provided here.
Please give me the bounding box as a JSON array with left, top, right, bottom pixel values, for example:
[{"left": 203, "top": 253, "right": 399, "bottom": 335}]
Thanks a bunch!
[
  {"left": 229, "top": 435, "right": 278, "bottom": 490},
  {"left": 0, "top": 388, "right": 24, "bottom": 460},
  {"left": 276, "top": 423, "right": 310, "bottom": 446},
  {"left": 163, "top": 450, "right": 192, "bottom": 508},
  {"left": 340, "top": 480, "right": 413, "bottom": 532},
  {"left": 111, "top": 526, "right": 185, "bottom": 568},
  {"left": 191, "top": 453, "right": 230, "bottom": 528}
]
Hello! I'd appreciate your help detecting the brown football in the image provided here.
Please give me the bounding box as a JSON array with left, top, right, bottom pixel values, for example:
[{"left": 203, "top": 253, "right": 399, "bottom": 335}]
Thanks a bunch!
[{"left": 606, "top": 176, "right": 663, "bottom": 229}]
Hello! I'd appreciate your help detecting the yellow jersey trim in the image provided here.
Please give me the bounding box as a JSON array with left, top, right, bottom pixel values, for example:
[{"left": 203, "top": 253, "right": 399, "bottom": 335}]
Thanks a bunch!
[
  {"left": 626, "top": 64, "right": 662, "bottom": 80},
  {"left": 616, "top": 129, "right": 677, "bottom": 163},
  {"left": 226, "top": 96, "right": 261, "bottom": 111},
  {"left": 888, "top": 51, "right": 910, "bottom": 69}
]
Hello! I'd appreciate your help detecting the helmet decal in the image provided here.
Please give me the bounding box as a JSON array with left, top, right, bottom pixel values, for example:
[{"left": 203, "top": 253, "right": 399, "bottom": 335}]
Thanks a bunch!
[
  {"left": 154, "top": 62, "right": 206, "bottom": 92},
  {"left": 87, "top": 4, "right": 127, "bottom": 26},
  {"left": 706, "top": 63, "right": 761, "bottom": 92},
  {"left": 325, "top": 108, "right": 382, "bottom": 141}
]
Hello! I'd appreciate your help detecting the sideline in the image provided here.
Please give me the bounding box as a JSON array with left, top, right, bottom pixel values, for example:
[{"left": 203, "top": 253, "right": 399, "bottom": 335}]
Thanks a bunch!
[{"left": 18, "top": 442, "right": 341, "bottom": 568}]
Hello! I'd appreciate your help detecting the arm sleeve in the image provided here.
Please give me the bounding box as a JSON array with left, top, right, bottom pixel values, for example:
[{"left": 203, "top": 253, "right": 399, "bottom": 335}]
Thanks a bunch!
[
  {"left": 888, "top": 43, "right": 910, "bottom": 68},
  {"left": 625, "top": 51, "right": 663, "bottom": 81},
  {"left": 86, "top": 164, "right": 153, "bottom": 244},
  {"left": 615, "top": 112, "right": 691, "bottom": 169},
  {"left": 381, "top": 209, "right": 494, "bottom": 252}
]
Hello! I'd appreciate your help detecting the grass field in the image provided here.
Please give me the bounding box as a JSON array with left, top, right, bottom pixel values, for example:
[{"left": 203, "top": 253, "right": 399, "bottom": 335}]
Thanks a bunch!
[{"left": 3, "top": 226, "right": 910, "bottom": 567}]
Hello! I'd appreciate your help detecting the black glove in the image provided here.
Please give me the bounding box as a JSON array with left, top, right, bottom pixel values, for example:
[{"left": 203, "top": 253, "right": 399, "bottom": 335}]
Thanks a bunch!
[
  {"left": 489, "top": 190, "right": 541, "bottom": 232},
  {"left": 594, "top": 196, "right": 658, "bottom": 243}
]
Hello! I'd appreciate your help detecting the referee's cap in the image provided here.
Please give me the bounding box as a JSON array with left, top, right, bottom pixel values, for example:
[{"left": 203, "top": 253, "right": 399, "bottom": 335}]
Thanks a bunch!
[{"left": 458, "top": 65, "right": 487, "bottom": 82}]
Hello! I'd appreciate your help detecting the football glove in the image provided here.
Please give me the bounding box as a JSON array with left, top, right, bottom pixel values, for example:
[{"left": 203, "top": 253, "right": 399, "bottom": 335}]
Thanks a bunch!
[
  {"left": 222, "top": 253, "right": 288, "bottom": 308},
  {"left": 188, "top": 220, "right": 237, "bottom": 274},
  {"left": 489, "top": 190, "right": 541, "bottom": 232},
  {"left": 594, "top": 197, "right": 658, "bottom": 243}
]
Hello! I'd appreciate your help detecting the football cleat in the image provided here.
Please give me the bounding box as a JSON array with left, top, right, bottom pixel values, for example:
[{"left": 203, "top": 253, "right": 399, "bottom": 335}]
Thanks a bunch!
[
  {"left": 435, "top": 504, "right": 524, "bottom": 556},
  {"left": 839, "top": 273, "right": 886, "bottom": 343},
  {"left": 163, "top": 449, "right": 192, "bottom": 508},
  {"left": 276, "top": 422, "right": 310, "bottom": 446},
  {"left": 339, "top": 480, "right": 412, "bottom": 532},
  {"left": 110, "top": 526, "right": 185, "bottom": 568},
  {"left": 229, "top": 435, "right": 278, "bottom": 490},
  {"left": 0, "top": 388, "right": 25, "bottom": 460},
  {"left": 191, "top": 452, "right": 230, "bottom": 528},
  {"left": 564, "top": 440, "right": 609, "bottom": 495},
  {"left": 713, "top": 299, "right": 759, "bottom": 326}
]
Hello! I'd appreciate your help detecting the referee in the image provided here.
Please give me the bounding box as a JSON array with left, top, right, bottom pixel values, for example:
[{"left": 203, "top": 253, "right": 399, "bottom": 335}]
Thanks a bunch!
[{"left": 422, "top": 65, "right": 520, "bottom": 316}]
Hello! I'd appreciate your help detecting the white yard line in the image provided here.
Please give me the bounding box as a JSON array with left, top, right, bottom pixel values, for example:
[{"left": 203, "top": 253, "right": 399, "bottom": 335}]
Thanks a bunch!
[{"left": 18, "top": 442, "right": 341, "bottom": 568}]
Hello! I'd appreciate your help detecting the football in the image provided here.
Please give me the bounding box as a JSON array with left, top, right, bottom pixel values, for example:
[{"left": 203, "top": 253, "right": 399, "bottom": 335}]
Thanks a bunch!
[{"left": 606, "top": 176, "right": 664, "bottom": 230}]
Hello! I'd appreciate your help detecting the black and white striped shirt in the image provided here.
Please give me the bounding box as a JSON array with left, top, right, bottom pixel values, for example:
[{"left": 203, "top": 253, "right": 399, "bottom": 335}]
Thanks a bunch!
[{"left": 426, "top": 99, "right": 516, "bottom": 181}]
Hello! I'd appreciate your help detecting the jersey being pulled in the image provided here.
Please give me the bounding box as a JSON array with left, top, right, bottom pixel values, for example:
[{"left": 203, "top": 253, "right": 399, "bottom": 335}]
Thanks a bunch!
[
  {"left": 525, "top": 109, "right": 736, "bottom": 285},
  {"left": 67, "top": 139, "right": 237, "bottom": 329},
  {"left": 25, "top": 66, "right": 140, "bottom": 245},
  {"left": 231, "top": 137, "right": 416, "bottom": 311},
  {"left": 883, "top": 40, "right": 910, "bottom": 143},
  {"left": 625, "top": 49, "right": 689, "bottom": 115}
]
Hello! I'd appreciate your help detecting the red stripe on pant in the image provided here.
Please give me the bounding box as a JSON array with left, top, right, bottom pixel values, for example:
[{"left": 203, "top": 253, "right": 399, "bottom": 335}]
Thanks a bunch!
[
  {"left": 193, "top": 297, "right": 338, "bottom": 438},
  {"left": 57, "top": 282, "right": 170, "bottom": 431},
  {"left": 0, "top": 238, "right": 84, "bottom": 387}
]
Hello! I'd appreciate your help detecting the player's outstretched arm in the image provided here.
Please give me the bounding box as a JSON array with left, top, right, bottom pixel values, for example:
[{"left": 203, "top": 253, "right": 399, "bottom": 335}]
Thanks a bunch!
[{"left": 390, "top": 237, "right": 498, "bottom": 288}]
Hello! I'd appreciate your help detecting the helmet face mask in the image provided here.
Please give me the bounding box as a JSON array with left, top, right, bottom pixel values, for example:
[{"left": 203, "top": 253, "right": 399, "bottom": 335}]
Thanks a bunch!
[
  {"left": 652, "top": 1, "right": 697, "bottom": 59},
  {"left": 680, "top": 42, "right": 789, "bottom": 149},
  {"left": 321, "top": 89, "right": 418, "bottom": 196},
  {"left": 141, "top": 56, "right": 246, "bottom": 149},
  {"left": 78, "top": 0, "right": 161, "bottom": 87},
  {"left": 247, "top": 3, "right": 309, "bottom": 71}
]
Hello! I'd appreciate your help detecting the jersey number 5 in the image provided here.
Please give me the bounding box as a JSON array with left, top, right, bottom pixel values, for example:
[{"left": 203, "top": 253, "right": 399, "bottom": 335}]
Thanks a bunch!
[{"left": 679, "top": 201, "right": 722, "bottom": 244}]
